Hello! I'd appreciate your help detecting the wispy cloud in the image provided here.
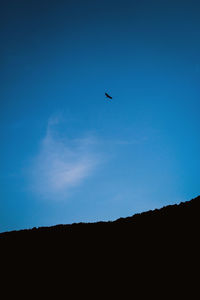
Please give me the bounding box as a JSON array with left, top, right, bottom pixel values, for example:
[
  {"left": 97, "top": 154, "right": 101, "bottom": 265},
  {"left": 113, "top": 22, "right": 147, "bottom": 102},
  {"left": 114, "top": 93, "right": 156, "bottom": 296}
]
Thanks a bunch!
[{"left": 30, "top": 116, "right": 102, "bottom": 201}]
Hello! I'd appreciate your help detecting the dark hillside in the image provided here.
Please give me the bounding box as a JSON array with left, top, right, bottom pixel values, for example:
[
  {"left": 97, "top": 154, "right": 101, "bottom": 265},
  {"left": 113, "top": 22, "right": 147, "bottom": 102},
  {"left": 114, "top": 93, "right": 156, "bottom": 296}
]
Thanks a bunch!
[
  {"left": 1, "top": 195, "right": 199, "bottom": 248},
  {"left": 1, "top": 195, "right": 199, "bottom": 293}
]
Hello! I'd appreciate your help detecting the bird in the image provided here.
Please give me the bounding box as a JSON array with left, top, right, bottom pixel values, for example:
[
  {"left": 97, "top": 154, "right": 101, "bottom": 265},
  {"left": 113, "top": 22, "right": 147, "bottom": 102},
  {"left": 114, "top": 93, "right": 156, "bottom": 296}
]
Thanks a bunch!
[{"left": 105, "top": 92, "right": 112, "bottom": 99}]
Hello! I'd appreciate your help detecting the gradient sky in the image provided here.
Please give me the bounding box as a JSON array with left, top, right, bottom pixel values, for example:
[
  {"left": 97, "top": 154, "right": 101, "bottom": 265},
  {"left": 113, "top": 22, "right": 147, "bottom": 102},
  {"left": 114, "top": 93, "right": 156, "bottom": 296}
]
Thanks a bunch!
[{"left": 1, "top": 0, "right": 200, "bottom": 232}]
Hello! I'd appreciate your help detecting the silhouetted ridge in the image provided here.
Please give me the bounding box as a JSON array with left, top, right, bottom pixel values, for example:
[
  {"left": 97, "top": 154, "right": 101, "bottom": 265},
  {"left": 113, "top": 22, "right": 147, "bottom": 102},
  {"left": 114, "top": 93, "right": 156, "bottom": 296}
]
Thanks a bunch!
[
  {"left": 1, "top": 195, "right": 199, "bottom": 292},
  {"left": 1, "top": 195, "right": 199, "bottom": 242}
]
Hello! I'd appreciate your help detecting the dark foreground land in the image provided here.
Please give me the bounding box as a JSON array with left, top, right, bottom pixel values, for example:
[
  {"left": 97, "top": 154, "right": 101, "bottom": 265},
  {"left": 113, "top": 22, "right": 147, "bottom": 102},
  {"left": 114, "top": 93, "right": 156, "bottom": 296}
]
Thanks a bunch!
[
  {"left": 1, "top": 196, "right": 199, "bottom": 294},
  {"left": 1, "top": 195, "right": 199, "bottom": 248}
]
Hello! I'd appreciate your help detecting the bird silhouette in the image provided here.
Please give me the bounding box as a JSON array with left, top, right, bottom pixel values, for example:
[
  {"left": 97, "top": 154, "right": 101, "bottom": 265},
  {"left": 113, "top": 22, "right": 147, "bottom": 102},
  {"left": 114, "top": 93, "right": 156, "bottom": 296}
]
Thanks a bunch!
[{"left": 105, "top": 92, "right": 112, "bottom": 99}]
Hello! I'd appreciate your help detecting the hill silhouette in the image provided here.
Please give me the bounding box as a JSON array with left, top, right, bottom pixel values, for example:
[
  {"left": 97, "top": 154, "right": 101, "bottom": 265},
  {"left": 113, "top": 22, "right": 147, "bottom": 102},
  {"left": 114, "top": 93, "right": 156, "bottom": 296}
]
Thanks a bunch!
[
  {"left": 1, "top": 195, "right": 199, "bottom": 295},
  {"left": 1, "top": 195, "right": 199, "bottom": 247}
]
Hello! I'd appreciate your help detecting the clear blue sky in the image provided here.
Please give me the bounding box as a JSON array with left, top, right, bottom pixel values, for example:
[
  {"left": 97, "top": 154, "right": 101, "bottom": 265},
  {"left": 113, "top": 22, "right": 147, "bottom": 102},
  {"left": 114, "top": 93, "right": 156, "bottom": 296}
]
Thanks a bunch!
[{"left": 1, "top": 0, "right": 200, "bottom": 232}]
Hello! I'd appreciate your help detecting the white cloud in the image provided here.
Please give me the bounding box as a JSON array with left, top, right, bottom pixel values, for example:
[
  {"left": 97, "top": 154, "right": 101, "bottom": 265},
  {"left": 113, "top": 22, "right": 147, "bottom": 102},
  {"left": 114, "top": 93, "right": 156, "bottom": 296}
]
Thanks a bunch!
[{"left": 30, "top": 117, "right": 101, "bottom": 201}]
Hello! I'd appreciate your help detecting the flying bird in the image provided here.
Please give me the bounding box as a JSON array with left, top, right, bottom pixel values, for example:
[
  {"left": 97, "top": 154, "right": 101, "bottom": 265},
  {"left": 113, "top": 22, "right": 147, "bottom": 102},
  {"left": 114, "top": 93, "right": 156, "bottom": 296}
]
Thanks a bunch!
[{"left": 105, "top": 92, "right": 112, "bottom": 99}]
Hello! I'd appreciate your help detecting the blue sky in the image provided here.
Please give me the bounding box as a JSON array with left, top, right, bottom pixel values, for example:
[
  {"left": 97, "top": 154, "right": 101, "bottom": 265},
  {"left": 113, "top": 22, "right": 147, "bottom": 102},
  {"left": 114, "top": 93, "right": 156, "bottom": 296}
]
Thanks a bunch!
[{"left": 0, "top": 0, "right": 200, "bottom": 232}]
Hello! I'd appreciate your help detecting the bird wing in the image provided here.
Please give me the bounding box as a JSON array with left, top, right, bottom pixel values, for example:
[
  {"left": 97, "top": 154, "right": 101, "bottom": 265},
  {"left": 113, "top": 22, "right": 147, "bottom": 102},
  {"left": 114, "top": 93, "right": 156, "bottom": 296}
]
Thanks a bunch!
[{"left": 105, "top": 93, "right": 112, "bottom": 99}]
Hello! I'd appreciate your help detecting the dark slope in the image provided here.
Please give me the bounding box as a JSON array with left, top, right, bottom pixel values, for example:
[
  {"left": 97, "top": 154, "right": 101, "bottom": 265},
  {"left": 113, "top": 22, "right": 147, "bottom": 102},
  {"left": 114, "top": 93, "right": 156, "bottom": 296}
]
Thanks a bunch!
[
  {"left": 1, "top": 196, "right": 199, "bottom": 295},
  {"left": 1, "top": 195, "right": 199, "bottom": 246}
]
